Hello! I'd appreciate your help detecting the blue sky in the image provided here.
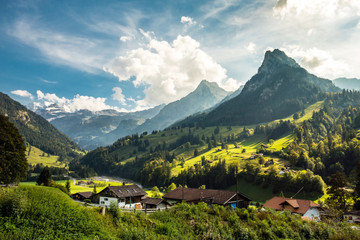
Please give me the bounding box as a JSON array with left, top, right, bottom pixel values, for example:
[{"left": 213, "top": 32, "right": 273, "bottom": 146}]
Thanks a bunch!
[{"left": 1, "top": 0, "right": 360, "bottom": 112}]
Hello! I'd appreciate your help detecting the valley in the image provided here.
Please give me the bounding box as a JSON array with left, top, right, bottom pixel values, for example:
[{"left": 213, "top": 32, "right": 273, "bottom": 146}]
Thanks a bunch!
[
  {"left": 2, "top": 49, "right": 360, "bottom": 239},
  {"left": 3, "top": 1, "right": 360, "bottom": 238}
]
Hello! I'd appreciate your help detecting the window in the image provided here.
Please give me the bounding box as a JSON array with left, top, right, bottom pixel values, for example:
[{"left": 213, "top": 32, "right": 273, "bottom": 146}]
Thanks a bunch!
[
  {"left": 101, "top": 201, "right": 105, "bottom": 204},
  {"left": 104, "top": 198, "right": 108, "bottom": 201}
]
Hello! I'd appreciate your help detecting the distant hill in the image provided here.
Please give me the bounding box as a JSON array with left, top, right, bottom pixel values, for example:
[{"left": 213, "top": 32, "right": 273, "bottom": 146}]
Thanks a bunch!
[
  {"left": 0, "top": 92, "right": 81, "bottom": 159},
  {"left": 177, "top": 49, "right": 340, "bottom": 127},
  {"left": 36, "top": 104, "right": 164, "bottom": 150},
  {"left": 135, "top": 80, "right": 230, "bottom": 133},
  {"left": 333, "top": 77, "right": 360, "bottom": 91}
]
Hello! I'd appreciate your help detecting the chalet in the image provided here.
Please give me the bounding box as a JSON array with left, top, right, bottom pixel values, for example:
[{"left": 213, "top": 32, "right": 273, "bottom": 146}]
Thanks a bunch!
[
  {"left": 264, "top": 159, "right": 274, "bottom": 167},
  {"left": 70, "top": 192, "right": 92, "bottom": 201},
  {"left": 141, "top": 197, "right": 171, "bottom": 210},
  {"left": 344, "top": 210, "right": 360, "bottom": 224},
  {"left": 92, "top": 184, "right": 147, "bottom": 209},
  {"left": 264, "top": 196, "right": 323, "bottom": 221},
  {"left": 163, "top": 187, "right": 251, "bottom": 208}
]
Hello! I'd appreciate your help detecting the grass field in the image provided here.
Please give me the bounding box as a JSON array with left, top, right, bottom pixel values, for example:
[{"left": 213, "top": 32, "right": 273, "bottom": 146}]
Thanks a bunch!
[
  {"left": 228, "top": 178, "right": 324, "bottom": 204},
  {"left": 171, "top": 132, "right": 291, "bottom": 176},
  {"left": 20, "top": 179, "right": 129, "bottom": 194},
  {"left": 26, "top": 145, "right": 65, "bottom": 168}
]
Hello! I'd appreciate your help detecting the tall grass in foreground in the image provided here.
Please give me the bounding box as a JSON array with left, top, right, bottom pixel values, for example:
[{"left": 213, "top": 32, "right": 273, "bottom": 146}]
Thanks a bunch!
[{"left": 1, "top": 185, "right": 360, "bottom": 239}]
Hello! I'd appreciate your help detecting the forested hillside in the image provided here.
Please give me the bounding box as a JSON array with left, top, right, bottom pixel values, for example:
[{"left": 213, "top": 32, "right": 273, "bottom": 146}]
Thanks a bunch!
[
  {"left": 73, "top": 91, "right": 360, "bottom": 203},
  {"left": 0, "top": 92, "right": 82, "bottom": 161}
]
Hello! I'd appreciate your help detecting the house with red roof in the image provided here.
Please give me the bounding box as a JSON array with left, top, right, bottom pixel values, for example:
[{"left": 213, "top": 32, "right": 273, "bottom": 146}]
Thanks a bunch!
[{"left": 263, "top": 196, "right": 323, "bottom": 221}]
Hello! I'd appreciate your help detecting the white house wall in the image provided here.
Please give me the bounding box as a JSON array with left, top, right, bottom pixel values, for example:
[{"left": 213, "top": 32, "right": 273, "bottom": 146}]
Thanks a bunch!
[
  {"left": 99, "top": 197, "right": 118, "bottom": 207},
  {"left": 303, "top": 208, "right": 321, "bottom": 221}
]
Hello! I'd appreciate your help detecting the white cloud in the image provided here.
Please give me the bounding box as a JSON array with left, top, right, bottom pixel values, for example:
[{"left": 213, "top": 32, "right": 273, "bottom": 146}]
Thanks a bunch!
[
  {"left": 246, "top": 42, "right": 256, "bottom": 54},
  {"left": 307, "top": 29, "right": 314, "bottom": 36},
  {"left": 273, "top": 0, "right": 360, "bottom": 20},
  {"left": 104, "top": 33, "right": 239, "bottom": 108},
  {"left": 112, "top": 87, "right": 126, "bottom": 105},
  {"left": 120, "top": 36, "right": 132, "bottom": 42},
  {"left": 11, "top": 90, "right": 34, "bottom": 100},
  {"left": 8, "top": 20, "right": 106, "bottom": 73},
  {"left": 40, "top": 78, "right": 57, "bottom": 84},
  {"left": 35, "top": 90, "right": 118, "bottom": 113},
  {"left": 281, "top": 45, "right": 349, "bottom": 79},
  {"left": 181, "top": 16, "right": 196, "bottom": 26}
]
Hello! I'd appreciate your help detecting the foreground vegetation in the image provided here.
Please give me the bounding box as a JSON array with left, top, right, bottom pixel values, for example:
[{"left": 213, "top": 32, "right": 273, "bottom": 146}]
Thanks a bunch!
[{"left": 0, "top": 185, "right": 359, "bottom": 240}]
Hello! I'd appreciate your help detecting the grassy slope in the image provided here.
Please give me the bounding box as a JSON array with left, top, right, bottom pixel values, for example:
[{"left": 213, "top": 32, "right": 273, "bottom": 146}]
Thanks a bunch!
[
  {"left": 0, "top": 185, "right": 114, "bottom": 239},
  {"left": 171, "top": 101, "right": 323, "bottom": 174},
  {"left": 1, "top": 186, "right": 359, "bottom": 240},
  {"left": 227, "top": 178, "right": 323, "bottom": 204},
  {"left": 26, "top": 145, "right": 65, "bottom": 168},
  {"left": 20, "top": 180, "right": 127, "bottom": 194}
]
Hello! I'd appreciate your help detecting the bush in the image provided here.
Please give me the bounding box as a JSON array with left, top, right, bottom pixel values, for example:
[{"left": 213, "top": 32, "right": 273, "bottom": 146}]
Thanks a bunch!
[{"left": 0, "top": 188, "right": 27, "bottom": 217}]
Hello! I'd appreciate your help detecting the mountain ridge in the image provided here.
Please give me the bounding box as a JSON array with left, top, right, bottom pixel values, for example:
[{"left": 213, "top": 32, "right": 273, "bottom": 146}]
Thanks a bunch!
[
  {"left": 175, "top": 49, "right": 341, "bottom": 127},
  {"left": 134, "top": 79, "right": 230, "bottom": 133}
]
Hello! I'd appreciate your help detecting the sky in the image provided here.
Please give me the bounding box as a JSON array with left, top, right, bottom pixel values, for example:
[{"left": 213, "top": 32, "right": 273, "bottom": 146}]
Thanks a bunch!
[{"left": 1, "top": 0, "right": 360, "bottom": 113}]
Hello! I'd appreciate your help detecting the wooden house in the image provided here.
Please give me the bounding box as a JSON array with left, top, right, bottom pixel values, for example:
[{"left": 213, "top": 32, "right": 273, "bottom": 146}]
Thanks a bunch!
[
  {"left": 71, "top": 192, "right": 92, "bottom": 201},
  {"left": 264, "top": 196, "right": 323, "bottom": 221},
  {"left": 163, "top": 187, "right": 251, "bottom": 208},
  {"left": 141, "top": 197, "right": 171, "bottom": 210},
  {"left": 92, "top": 184, "right": 147, "bottom": 209}
]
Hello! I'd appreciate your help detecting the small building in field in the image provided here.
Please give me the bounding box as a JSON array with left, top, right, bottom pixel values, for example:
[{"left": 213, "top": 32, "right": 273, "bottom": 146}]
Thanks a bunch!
[
  {"left": 264, "top": 159, "right": 274, "bottom": 167},
  {"left": 163, "top": 187, "right": 251, "bottom": 208},
  {"left": 92, "top": 184, "right": 147, "bottom": 209},
  {"left": 263, "top": 196, "right": 323, "bottom": 221},
  {"left": 71, "top": 192, "right": 93, "bottom": 201},
  {"left": 344, "top": 210, "right": 360, "bottom": 224},
  {"left": 141, "top": 197, "right": 171, "bottom": 210}
]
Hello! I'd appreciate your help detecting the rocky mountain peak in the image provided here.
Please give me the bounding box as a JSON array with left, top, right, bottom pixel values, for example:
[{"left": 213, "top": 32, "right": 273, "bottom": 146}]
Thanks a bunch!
[
  {"left": 258, "top": 49, "right": 300, "bottom": 74},
  {"left": 194, "top": 80, "right": 228, "bottom": 100}
]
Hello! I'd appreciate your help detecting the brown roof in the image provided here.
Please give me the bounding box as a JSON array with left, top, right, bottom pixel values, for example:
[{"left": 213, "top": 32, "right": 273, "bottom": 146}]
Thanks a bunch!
[
  {"left": 282, "top": 199, "right": 299, "bottom": 208},
  {"left": 72, "top": 192, "right": 92, "bottom": 199},
  {"left": 263, "top": 196, "right": 321, "bottom": 214},
  {"left": 141, "top": 197, "right": 167, "bottom": 206},
  {"left": 163, "top": 187, "right": 251, "bottom": 205},
  {"left": 345, "top": 210, "right": 360, "bottom": 216},
  {"left": 104, "top": 184, "right": 146, "bottom": 198}
]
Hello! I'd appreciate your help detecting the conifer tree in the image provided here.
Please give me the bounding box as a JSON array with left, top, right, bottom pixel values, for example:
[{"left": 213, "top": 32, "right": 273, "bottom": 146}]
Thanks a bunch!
[
  {"left": 0, "top": 115, "right": 27, "bottom": 184},
  {"left": 36, "top": 167, "right": 52, "bottom": 186}
]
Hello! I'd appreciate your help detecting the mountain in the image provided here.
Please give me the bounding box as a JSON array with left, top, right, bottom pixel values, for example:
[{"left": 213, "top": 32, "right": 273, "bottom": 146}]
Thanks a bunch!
[
  {"left": 0, "top": 92, "right": 81, "bottom": 158},
  {"left": 134, "top": 80, "right": 230, "bottom": 133},
  {"left": 36, "top": 104, "right": 164, "bottom": 150},
  {"left": 177, "top": 49, "right": 341, "bottom": 127},
  {"left": 333, "top": 77, "right": 360, "bottom": 91}
]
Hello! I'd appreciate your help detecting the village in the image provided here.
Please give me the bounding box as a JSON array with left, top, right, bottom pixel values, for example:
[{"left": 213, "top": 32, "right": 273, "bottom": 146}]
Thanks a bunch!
[{"left": 70, "top": 181, "right": 359, "bottom": 223}]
